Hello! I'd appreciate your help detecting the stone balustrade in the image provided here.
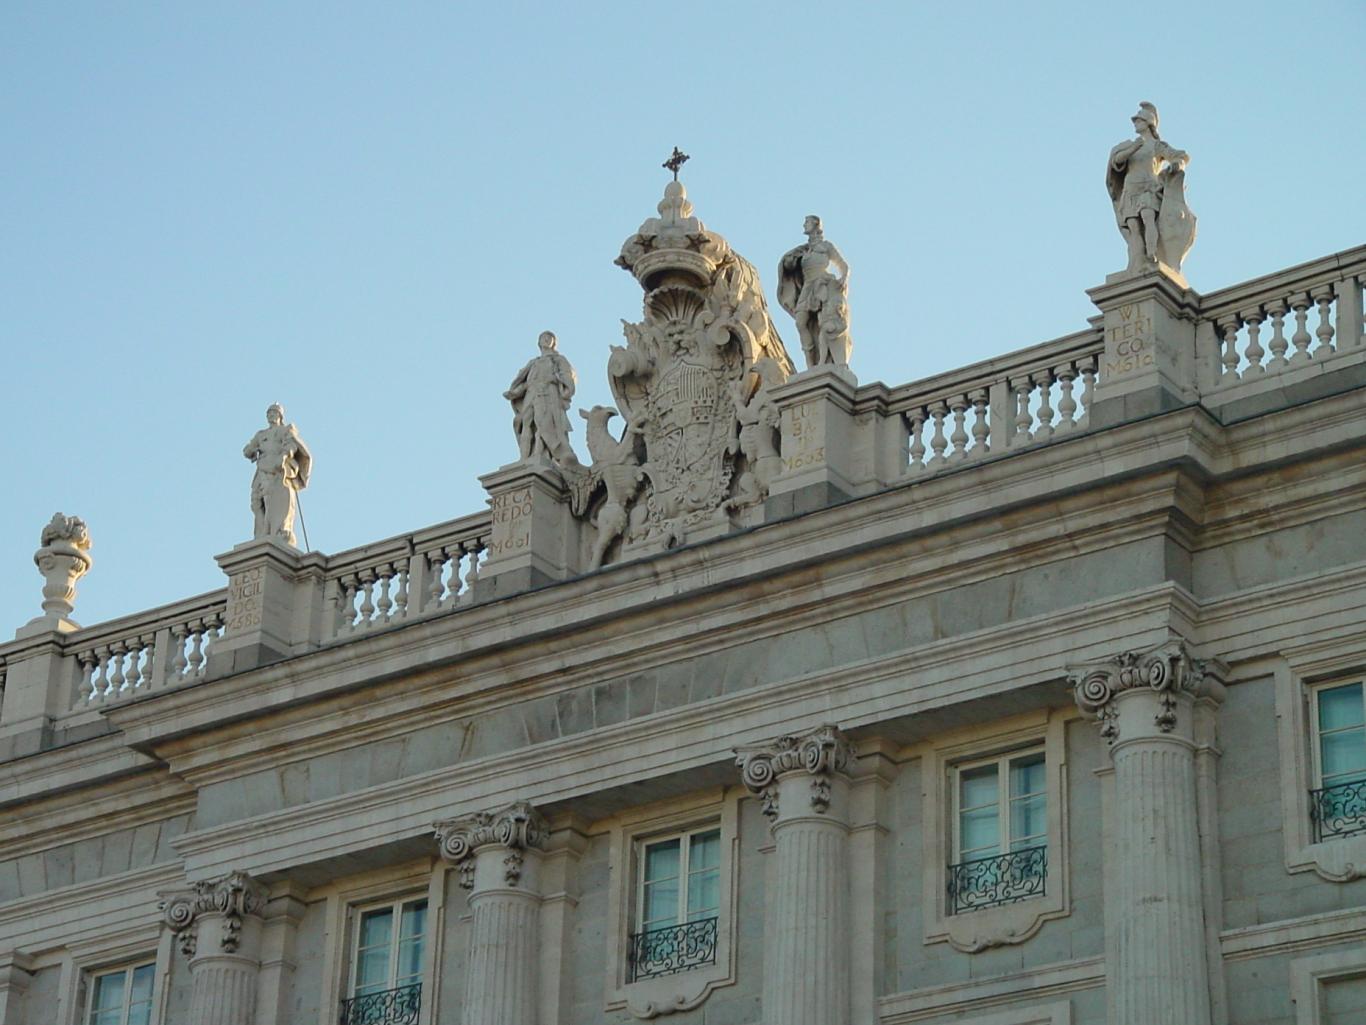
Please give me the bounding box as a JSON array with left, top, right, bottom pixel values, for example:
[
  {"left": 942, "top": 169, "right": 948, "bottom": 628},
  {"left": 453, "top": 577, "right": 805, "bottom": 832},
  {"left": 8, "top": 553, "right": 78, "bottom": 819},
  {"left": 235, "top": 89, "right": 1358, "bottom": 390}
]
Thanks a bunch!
[
  {"left": 885, "top": 327, "right": 1104, "bottom": 477},
  {"left": 1199, "top": 245, "right": 1365, "bottom": 395}
]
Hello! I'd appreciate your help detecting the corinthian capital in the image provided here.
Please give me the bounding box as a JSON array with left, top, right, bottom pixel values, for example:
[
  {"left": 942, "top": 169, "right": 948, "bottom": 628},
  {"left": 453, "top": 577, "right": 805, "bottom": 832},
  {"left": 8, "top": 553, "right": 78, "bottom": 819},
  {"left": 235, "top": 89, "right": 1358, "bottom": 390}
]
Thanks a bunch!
[
  {"left": 159, "top": 871, "right": 267, "bottom": 959},
  {"left": 433, "top": 801, "right": 548, "bottom": 889},
  {"left": 1069, "top": 640, "right": 1226, "bottom": 743},
  {"left": 735, "top": 724, "right": 854, "bottom": 820}
]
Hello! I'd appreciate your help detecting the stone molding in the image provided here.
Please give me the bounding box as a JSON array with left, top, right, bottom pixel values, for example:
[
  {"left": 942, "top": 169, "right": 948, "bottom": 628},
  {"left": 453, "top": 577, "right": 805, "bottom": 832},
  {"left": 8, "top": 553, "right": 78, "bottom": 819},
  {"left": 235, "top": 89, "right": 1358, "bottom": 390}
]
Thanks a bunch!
[
  {"left": 735, "top": 723, "right": 853, "bottom": 820},
  {"left": 1069, "top": 638, "right": 1226, "bottom": 743},
  {"left": 433, "top": 801, "right": 548, "bottom": 889},
  {"left": 160, "top": 870, "right": 268, "bottom": 959}
]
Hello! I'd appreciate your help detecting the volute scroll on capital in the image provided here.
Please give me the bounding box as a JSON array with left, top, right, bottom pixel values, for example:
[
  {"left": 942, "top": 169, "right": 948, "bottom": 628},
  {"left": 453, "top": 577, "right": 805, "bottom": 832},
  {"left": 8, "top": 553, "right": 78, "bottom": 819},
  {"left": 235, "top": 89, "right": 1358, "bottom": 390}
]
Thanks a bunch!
[
  {"left": 735, "top": 724, "right": 854, "bottom": 820},
  {"left": 1068, "top": 640, "right": 1227, "bottom": 743},
  {"left": 433, "top": 801, "right": 549, "bottom": 889},
  {"left": 159, "top": 870, "right": 268, "bottom": 960}
]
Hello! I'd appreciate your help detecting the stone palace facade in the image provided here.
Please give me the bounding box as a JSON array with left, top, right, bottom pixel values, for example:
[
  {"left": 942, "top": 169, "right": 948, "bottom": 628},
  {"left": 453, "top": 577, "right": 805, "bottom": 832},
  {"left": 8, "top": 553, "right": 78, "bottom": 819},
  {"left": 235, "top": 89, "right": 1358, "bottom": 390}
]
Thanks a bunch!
[{"left": 2, "top": 119, "right": 1366, "bottom": 1025}]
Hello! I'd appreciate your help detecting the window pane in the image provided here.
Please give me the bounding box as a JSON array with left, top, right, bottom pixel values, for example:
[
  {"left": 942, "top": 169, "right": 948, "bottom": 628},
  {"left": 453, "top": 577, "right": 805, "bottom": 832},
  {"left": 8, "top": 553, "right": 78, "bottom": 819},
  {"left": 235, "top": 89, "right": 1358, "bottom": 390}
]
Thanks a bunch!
[
  {"left": 400, "top": 900, "right": 427, "bottom": 939},
  {"left": 643, "top": 877, "right": 679, "bottom": 928},
  {"left": 1319, "top": 684, "right": 1365, "bottom": 731},
  {"left": 90, "top": 972, "right": 126, "bottom": 1012},
  {"left": 1321, "top": 727, "right": 1366, "bottom": 780},
  {"left": 644, "top": 838, "right": 680, "bottom": 883},
  {"left": 90, "top": 1011, "right": 122, "bottom": 1025},
  {"left": 1010, "top": 754, "right": 1046, "bottom": 798},
  {"left": 1011, "top": 793, "right": 1047, "bottom": 844},
  {"left": 125, "top": 964, "right": 155, "bottom": 1025},
  {"left": 959, "top": 765, "right": 999, "bottom": 810},
  {"left": 355, "top": 947, "right": 391, "bottom": 993},
  {"left": 959, "top": 805, "right": 999, "bottom": 857},
  {"left": 396, "top": 938, "right": 423, "bottom": 985},
  {"left": 686, "top": 867, "right": 720, "bottom": 918},
  {"left": 689, "top": 830, "right": 721, "bottom": 871},
  {"left": 357, "top": 908, "right": 394, "bottom": 951}
]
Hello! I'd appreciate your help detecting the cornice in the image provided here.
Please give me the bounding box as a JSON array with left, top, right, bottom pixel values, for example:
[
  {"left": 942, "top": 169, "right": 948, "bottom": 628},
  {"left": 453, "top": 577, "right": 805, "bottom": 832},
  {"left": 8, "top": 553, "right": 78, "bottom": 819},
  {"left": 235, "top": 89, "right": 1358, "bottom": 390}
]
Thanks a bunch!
[
  {"left": 0, "top": 774, "right": 194, "bottom": 860},
  {"left": 0, "top": 862, "right": 180, "bottom": 953},
  {"left": 0, "top": 734, "right": 159, "bottom": 810},
  {"left": 168, "top": 583, "right": 1192, "bottom": 878}
]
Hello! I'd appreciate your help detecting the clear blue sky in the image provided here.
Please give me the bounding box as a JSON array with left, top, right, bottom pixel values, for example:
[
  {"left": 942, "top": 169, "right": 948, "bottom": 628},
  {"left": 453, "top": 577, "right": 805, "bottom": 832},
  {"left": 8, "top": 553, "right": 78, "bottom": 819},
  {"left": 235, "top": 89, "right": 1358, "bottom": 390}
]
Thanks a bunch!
[{"left": 3, "top": 2, "right": 1363, "bottom": 634}]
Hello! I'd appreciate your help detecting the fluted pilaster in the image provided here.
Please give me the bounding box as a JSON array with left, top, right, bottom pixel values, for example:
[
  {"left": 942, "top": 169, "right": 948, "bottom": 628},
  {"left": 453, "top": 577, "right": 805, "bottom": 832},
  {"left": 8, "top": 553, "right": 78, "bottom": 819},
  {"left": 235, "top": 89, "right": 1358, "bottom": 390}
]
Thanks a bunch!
[
  {"left": 1070, "top": 641, "right": 1225, "bottom": 1025},
  {"left": 434, "top": 801, "right": 547, "bottom": 1025},
  {"left": 160, "top": 871, "right": 267, "bottom": 1025},
  {"left": 737, "top": 725, "right": 854, "bottom": 1025}
]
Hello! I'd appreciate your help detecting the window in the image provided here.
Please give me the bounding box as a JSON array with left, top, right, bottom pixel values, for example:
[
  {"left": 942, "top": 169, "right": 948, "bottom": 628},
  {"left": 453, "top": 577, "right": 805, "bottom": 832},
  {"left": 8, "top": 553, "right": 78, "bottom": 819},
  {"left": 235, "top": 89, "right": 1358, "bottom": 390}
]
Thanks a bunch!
[
  {"left": 85, "top": 964, "right": 155, "bottom": 1025},
  {"left": 1310, "top": 681, "right": 1366, "bottom": 842},
  {"left": 629, "top": 828, "right": 721, "bottom": 981},
  {"left": 341, "top": 898, "right": 426, "bottom": 1025},
  {"left": 948, "top": 749, "right": 1048, "bottom": 913}
]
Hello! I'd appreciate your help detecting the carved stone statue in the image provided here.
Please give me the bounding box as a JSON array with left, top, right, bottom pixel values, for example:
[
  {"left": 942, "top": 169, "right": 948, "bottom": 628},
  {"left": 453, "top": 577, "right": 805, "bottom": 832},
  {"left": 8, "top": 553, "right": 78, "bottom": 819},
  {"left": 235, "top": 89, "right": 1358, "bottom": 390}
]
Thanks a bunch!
[
  {"left": 504, "top": 331, "right": 582, "bottom": 467},
  {"left": 729, "top": 360, "right": 784, "bottom": 505},
  {"left": 777, "top": 215, "right": 853, "bottom": 368},
  {"left": 579, "top": 406, "right": 643, "bottom": 569},
  {"left": 243, "top": 403, "right": 312, "bottom": 548},
  {"left": 1107, "top": 102, "right": 1197, "bottom": 281}
]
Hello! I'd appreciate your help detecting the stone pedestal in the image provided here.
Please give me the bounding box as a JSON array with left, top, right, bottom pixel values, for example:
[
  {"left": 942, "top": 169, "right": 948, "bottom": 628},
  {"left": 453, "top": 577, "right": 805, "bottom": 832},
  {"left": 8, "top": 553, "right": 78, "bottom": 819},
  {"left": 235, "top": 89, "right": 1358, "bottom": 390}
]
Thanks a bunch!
[
  {"left": 1086, "top": 270, "right": 1201, "bottom": 428},
  {"left": 161, "top": 872, "right": 267, "bottom": 1025},
  {"left": 477, "top": 462, "right": 581, "bottom": 598},
  {"left": 210, "top": 540, "right": 320, "bottom": 675},
  {"left": 737, "top": 725, "right": 854, "bottom": 1025},
  {"left": 434, "top": 802, "right": 547, "bottom": 1025},
  {"left": 765, "top": 365, "right": 861, "bottom": 518},
  {"left": 0, "top": 634, "right": 82, "bottom": 758},
  {"left": 1071, "top": 641, "right": 1224, "bottom": 1025}
]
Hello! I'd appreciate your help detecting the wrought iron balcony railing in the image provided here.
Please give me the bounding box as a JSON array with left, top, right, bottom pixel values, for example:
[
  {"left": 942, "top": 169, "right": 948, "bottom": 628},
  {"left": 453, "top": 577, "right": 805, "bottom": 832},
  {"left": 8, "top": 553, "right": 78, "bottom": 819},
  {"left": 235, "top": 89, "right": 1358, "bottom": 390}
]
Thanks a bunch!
[
  {"left": 627, "top": 916, "right": 719, "bottom": 982},
  {"left": 947, "top": 845, "right": 1047, "bottom": 914},
  {"left": 1310, "top": 779, "right": 1366, "bottom": 842},
  {"left": 339, "top": 982, "right": 421, "bottom": 1025}
]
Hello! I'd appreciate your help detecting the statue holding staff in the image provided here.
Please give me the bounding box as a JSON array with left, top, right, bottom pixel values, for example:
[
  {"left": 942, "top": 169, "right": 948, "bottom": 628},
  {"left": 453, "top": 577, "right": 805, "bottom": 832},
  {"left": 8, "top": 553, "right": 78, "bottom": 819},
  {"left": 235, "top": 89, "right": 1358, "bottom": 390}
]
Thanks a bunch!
[{"left": 243, "top": 403, "right": 312, "bottom": 548}]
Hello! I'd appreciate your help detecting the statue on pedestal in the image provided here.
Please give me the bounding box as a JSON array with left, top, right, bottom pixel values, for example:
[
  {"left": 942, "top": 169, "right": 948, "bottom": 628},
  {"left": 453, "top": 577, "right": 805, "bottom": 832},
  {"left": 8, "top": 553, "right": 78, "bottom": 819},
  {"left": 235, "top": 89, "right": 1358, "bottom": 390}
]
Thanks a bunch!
[
  {"left": 777, "top": 215, "right": 853, "bottom": 369},
  {"left": 504, "top": 331, "right": 582, "bottom": 468},
  {"left": 243, "top": 403, "right": 312, "bottom": 548},
  {"left": 1107, "top": 102, "right": 1197, "bottom": 281}
]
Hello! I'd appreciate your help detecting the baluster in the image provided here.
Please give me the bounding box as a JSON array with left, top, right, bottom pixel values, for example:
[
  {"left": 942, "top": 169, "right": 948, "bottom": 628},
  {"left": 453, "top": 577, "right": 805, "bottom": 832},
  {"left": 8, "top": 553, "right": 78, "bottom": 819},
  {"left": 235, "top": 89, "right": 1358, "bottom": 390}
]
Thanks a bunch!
[
  {"left": 462, "top": 538, "right": 486, "bottom": 603},
  {"left": 1219, "top": 315, "right": 1242, "bottom": 379},
  {"left": 948, "top": 396, "right": 969, "bottom": 461},
  {"left": 333, "top": 577, "right": 355, "bottom": 634},
  {"left": 1034, "top": 370, "right": 1055, "bottom": 440},
  {"left": 1012, "top": 378, "right": 1033, "bottom": 445},
  {"left": 969, "top": 390, "right": 990, "bottom": 455},
  {"left": 202, "top": 614, "right": 222, "bottom": 665},
  {"left": 169, "top": 625, "right": 189, "bottom": 681},
  {"left": 906, "top": 410, "right": 927, "bottom": 474},
  {"left": 375, "top": 566, "right": 394, "bottom": 622},
  {"left": 1290, "top": 295, "right": 1312, "bottom": 362},
  {"left": 78, "top": 651, "right": 98, "bottom": 704},
  {"left": 1265, "top": 301, "right": 1289, "bottom": 369},
  {"left": 927, "top": 401, "right": 949, "bottom": 467},
  {"left": 1313, "top": 286, "right": 1336, "bottom": 355},
  {"left": 107, "top": 642, "right": 127, "bottom": 697},
  {"left": 138, "top": 636, "right": 155, "bottom": 690},
  {"left": 357, "top": 570, "right": 377, "bottom": 627},
  {"left": 427, "top": 550, "right": 448, "bottom": 607},
  {"left": 1055, "top": 364, "right": 1078, "bottom": 432},
  {"left": 1242, "top": 309, "right": 1265, "bottom": 373},
  {"left": 186, "top": 627, "right": 206, "bottom": 677},
  {"left": 393, "top": 562, "right": 409, "bottom": 619},
  {"left": 1078, "top": 358, "right": 1097, "bottom": 426}
]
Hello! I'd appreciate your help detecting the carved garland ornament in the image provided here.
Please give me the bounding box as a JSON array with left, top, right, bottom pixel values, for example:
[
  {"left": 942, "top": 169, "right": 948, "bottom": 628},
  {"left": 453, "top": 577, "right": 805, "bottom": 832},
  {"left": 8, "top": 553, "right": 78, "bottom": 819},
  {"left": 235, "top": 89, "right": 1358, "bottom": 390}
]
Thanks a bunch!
[
  {"left": 1069, "top": 640, "right": 1218, "bottom": 743},
  {"left": 735, "top": 724, "right": 853, "bottom": 820},
  {"left": 433, "top": 801, "right": 548, "bottom": 890},
  {"left": 159, "top": 871, "right": 267, "bottom": 960}
]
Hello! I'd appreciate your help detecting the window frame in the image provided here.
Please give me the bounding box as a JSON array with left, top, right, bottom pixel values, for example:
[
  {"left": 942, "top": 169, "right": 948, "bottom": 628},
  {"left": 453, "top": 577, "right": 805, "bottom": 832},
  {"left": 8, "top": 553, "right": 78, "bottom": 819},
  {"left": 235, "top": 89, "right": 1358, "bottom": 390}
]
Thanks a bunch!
[
  {"left": 1308, "top": 680, "right": 1366, "bottom": 791},
  {"left": 83, "top": 960, "right": 157, "bottom": 1025},
  {"left": 950, "top": 746, "right": 1048, "bottom": 865},
  {"left": 346, "top": 895, "right": 429, "bottom": 1002},
  {"left": 53, "top": 928, "right": 170, "bottom": 1025},
  {"left": 602, "top": 789, "right": 739, "bottom": 1017},
  {"left": 919, "top": 708, "right": 1071, "bottom": 952},
  {"left": 634, "top": 826, "right": 722, "bottom": 935}
]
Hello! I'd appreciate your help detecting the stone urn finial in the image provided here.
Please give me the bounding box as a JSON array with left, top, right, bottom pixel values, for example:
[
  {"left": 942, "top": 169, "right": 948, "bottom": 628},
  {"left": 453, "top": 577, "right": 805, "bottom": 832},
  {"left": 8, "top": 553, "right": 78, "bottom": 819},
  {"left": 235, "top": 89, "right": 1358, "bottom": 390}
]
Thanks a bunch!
[{"left": 32, "top": 512, "right": 92, "bottom": 627}]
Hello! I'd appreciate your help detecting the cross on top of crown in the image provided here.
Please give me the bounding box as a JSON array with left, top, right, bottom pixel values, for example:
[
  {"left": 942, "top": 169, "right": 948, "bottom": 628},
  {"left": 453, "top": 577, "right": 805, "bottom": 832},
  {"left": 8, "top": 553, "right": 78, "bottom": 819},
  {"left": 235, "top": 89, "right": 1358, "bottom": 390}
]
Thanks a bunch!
[{"left": 662, "top": 146, "right": 690, "bottom": 181}]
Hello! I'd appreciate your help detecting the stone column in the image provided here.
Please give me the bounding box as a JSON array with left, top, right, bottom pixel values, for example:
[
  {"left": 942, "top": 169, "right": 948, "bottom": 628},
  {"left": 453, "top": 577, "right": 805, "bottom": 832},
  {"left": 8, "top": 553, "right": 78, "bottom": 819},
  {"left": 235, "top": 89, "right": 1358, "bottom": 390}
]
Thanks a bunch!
[
  {"left": 764, "top": 365, "right": 862, "bottom": 517},
  {"left": 160, "top": 872, "right": 268, "bottom": 1025},
  {"left": 736, "top": 725, "right": 854, "bottom": 1025},
  {"left": 477, "top": 462, "right": 582, "bottom": 598},
  {"left": 434, "top": 802, "right": 548, "bottom": 1025},
  {"left": 1070, "top": 640, "right": 1225, "bottom": 1025},
  {"left": 211, "top": 539, "right": 325, "bottom": 675}
]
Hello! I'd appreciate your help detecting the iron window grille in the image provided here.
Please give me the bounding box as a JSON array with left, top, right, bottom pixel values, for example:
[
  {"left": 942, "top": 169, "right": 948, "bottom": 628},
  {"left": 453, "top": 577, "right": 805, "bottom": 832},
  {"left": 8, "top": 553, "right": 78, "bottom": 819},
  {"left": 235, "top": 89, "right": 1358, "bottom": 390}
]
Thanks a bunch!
[
  {"left": 338, "top": 982, "right": 421, "bottom": 1025},
  {"left": 627, "top": 916, "right": 719, "bottom": 982},
  {"left": 1309, "top": 779, "right": 1366, "bottom": 842},
  {"left": 947, "top": 845, "right": 1048, "bottom": 914}
]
